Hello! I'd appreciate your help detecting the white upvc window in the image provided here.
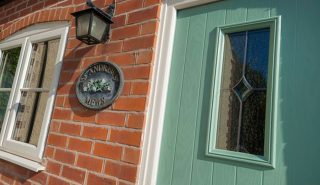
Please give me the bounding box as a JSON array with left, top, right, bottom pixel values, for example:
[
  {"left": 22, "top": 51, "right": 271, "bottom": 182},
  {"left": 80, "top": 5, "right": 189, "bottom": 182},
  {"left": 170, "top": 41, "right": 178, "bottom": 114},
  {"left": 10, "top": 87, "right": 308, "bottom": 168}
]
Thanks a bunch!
[{"left": 0, "top": 22, "right": 69, "bottom": 171}]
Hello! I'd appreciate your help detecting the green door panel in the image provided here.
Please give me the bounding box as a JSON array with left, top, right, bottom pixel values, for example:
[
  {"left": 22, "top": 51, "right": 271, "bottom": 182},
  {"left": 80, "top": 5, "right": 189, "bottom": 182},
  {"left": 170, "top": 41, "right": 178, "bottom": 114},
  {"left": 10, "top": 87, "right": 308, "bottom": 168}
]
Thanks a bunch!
[{"left": 157, "top": 0, "right": 320, "bottom": 185}]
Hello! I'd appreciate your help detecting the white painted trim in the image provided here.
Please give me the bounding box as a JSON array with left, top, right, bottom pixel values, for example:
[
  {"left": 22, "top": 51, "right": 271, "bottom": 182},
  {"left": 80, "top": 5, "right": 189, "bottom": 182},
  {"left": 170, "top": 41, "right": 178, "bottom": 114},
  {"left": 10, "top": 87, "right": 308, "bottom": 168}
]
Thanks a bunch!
[
  {"left": 0, "top": 22, "right": 69, "bottom": 168},
  {"left": 139, "top": 0, "right": 221, "bottom": 185},
  {"left": 0, "top": 150, "right": 44, "bottom": 172}
]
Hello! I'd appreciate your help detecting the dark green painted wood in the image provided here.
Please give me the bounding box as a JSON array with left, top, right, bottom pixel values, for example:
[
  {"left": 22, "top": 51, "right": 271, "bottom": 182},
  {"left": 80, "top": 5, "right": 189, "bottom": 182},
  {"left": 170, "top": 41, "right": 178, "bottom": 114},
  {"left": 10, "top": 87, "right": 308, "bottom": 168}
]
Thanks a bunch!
[{"left": 157, "top": 0, "right": 320, "bottom": 185}]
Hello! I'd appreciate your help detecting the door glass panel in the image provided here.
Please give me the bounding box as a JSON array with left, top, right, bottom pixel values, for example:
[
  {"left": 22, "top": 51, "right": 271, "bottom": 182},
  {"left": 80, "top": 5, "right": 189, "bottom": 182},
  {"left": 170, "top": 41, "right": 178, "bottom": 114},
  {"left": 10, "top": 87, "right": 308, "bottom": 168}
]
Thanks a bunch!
[
  {"left": 0, "top": 47, "right": 20, "bottom": 132},
  {"left": 245, "top": 29, "right": 270, "bottom": 88},
  {"left": 12, "top": 39, "right": 59, "bottom": 146},
  {"left": 216, "top": 28, "right": 270, "bottom": 156},
  {"left": 216, "top": 90, "right": 240, "bottom": 151},
  {"left": 221, "top": 32, "right": 245, "bottom": 90}
]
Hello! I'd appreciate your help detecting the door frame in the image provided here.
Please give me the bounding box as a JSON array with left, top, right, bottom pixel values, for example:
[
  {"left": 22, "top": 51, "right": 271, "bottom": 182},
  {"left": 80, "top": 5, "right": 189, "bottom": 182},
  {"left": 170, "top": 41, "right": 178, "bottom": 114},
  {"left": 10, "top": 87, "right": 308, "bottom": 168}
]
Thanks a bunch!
[{"left": 139, "top": 1, "right": 223, "bottom": 184}]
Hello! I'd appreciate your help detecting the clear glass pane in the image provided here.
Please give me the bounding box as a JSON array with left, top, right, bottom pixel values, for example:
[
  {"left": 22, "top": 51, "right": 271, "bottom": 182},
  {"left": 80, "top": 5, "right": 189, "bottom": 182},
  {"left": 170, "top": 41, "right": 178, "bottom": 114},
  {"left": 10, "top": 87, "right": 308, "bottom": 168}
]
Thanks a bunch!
[
  {"left": 240, "top": 91, "right": 266, "bottom": 155},
  {"left": 12, "top": 39, "right": 59, "bottom": 146},
  {"left": 221, "top": 32, "right": 245, "bottom": 89},
  {"left": 24, "top": 40, "right": 59, "bottom": 89},
  {"left": 77, "top": 13, "right": 91, "bottom": 37},
  {"left": 12, "top": 91, "right": 49, "bottom": 145},
  {"left": 91, "top": 14, "right": 107, "bottom": 41},
  {"left": 0, "top": 47, "right": 20, "bottom": 88},
  {"left": 0, "top": 92, "right": 10, "bottom": 131},
  {"left": 0, "top": 47, "right": 20, "bottom": 132},
  {"left": 245, "top": 28, "right": 270, "bottom": 88},
  {"left": 216, "top": 90, "right": 240, "bottom": 151}
]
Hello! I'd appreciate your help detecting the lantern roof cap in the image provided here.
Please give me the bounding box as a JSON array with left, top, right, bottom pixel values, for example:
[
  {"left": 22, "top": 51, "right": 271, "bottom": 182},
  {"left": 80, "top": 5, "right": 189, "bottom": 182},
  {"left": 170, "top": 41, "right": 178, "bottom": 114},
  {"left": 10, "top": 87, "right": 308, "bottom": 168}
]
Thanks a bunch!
[{"left": 71, "top": 7, "right": 114, "bottom": 24}]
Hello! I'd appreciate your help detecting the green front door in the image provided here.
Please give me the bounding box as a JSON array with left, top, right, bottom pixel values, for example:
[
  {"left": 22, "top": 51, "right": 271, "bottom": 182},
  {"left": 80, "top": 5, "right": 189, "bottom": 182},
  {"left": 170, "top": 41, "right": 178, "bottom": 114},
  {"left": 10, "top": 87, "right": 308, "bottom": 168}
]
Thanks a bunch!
[{"left": 157, "top": 0, "right": 320, "bottom": 185}]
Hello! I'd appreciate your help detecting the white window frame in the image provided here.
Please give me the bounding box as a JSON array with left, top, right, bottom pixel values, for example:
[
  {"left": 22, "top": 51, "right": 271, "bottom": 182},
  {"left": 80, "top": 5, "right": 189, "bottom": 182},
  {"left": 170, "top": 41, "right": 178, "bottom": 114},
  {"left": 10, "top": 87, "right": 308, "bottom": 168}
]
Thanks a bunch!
[{"left": 0, "top": 22, "right": 69, "bottom": 171}]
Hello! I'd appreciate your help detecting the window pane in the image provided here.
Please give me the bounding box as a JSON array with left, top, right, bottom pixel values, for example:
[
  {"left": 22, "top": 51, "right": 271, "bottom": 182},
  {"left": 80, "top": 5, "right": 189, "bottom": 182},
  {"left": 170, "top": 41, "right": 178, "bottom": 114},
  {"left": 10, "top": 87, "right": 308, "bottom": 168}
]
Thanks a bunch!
[
  {"left": 0, "top": 47, "right": 20, "bottom": 131},
  {"left": 221, "top": 32, "right": 245, "bottom": 90},
  {"left": 12, "top": 39, "right": 59, "bottom": 146},
  {"left": 216, "top": 28, "right": 270, "bottom": 156},
  {"left": 0, "top": 47, "right": 20, "bottom": 88},
  {"left": 245, "top": 29, "right": 270, "bottom": 88},
  {"left": 216, "top": 90, "right": 240, "bottom": 151},
  {"left": 240, "top": 91, "right": 266, "bottom": 155},
  {"left": 12, "top": 91, "right": 49, "bottom": 145},
  {"left": 0, "top": 92, "right": 10, "bottom": 131}
]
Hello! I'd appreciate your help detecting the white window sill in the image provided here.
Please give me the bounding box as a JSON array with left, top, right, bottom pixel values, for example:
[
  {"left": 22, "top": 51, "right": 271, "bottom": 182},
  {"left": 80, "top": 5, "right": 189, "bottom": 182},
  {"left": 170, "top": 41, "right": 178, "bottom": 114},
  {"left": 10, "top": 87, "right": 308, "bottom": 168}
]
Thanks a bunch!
[{"left": 0, "top": 150, "right": 44, "bottom": 172}]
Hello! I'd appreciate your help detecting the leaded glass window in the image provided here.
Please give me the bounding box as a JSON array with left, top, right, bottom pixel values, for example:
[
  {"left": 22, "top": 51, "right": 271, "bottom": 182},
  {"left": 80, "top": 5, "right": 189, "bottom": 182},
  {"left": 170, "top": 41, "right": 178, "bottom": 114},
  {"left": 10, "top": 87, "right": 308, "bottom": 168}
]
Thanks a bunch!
[{"left": 216, "top": 28, "right": 270, "bottom": 156}]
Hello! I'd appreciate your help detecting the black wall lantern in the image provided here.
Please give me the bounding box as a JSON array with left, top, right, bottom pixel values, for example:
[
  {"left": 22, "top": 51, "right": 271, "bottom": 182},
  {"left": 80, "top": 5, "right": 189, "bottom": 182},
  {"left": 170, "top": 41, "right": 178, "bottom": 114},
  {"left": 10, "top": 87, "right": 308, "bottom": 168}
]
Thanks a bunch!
[{"left": 71, "top": 0, "right": 115, "bottom": 45}]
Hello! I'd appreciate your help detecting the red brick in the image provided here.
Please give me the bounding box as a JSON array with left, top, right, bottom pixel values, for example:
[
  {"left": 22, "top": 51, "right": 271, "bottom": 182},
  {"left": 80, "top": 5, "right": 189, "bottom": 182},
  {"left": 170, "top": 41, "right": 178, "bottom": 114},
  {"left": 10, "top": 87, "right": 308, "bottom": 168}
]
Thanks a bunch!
[
  {"left": 82, "top": 126, "right": 108, "bottom": 140},
  {"left": 109, "top": 129, "right": 142, "bottom": 147},
  {"left": 73, "top": 109, "right": 96, "bottom": 123},
  {"left": 128, "top": 6, "right": 160, "bottom": 24},
  {"left": 1, "top": 173, "right": 14, "bottom": 184},
  {"left": 52, "top": 108, "right": 72, "bottom": 120},
  {"left": 46, "top": 160, "right": 61, "bottom": 175},
  {"left": 131, "top": 81, "right": 149, "bottom": 95},
  {"left": 64, "top": 95, "right": 83, "bottom": 108},
  {"left": 44, "top": 0, "right": 60, "bottom": 6},
  {"left": 95, "top": 41, "right": 123, "bottom": 55},
  {"left": 47, "top": 134, "right": 67, "bottom": 148},
  {"left": 119, "top": 181, "right": 134, "bottom": 185},
  {"left": 59, "top": 70, "right": 81, "bottom": 84},
  {"left": 108, "top": 53, "right": 136, "bottom": 66},
  {"left": 96, "top": 112, "right": 126, "bottom": 126},
  {"left": 141, "top": 21, "right": 159, "bottom": 35},
  {"left": 105, "top": 161, "right": 137, "bottom": 182},
  {"left": 31, "top": 2, "right": 44, "bottom": 12},
  {"left": 144, "top": 0, "right": 161, "bottom": 7},
  {"left": 87, "top": 173, "right": 116, "bottom": 185},
  {"left": 93, "top": 143, "right": 122, "bottom": 160},
  {"left": 29, "top": 172, "right": 47, "bottom": 184},
  {"left": 48, "top": 176, "right": 70, "bottom": 185},
  {"left": 112, "top": 25, "right": 140, "bottom": 40},
  {"left": 121, "top": 82, "right": 131, "bottom": 96},
  {"left": 111, "top": 15, "right": 126, "bottom": 29},
  {"left": 77, "top": 154, "right": 103, "bottom": 172},
  {"left": 55, "top": 96, "right": 65, "bottom": 107},
  {"left": 61, "top": 165, "right": 85, "bottom": 184},
  {"left": 74, "top": 45, "right": 96, "bottom": 58},
  {"left": 54, "top": 149, "right": 75, "bottom": 165},
  {"left": 123, "top": 35, "right": 156, "bottom": 51},
  {"left": 122, "top": 147, "right": 141, "bottom": 164},
  {"left": 127, "top": 113, "right": 144, "bottom": 129},
  {"left": 116, "top": 0, "right": 142, "bottom": 14},
  {"left": 113, "top": 97, "right": 146, "bottom": 111},
  {"left": 68, "top": 137, "right": 92, "bottom": 153},
  {"left": 122, "top": 65, "right": 151, "bottom": 80},
  {"left": 44, "top": 146, "right": 55, "bottom": 158},
  {"left": 49, "top": 121, "right": 60, "bottom": 132},
  {"left": 60, "top": 122, "right": 81, "bottom": 136}
]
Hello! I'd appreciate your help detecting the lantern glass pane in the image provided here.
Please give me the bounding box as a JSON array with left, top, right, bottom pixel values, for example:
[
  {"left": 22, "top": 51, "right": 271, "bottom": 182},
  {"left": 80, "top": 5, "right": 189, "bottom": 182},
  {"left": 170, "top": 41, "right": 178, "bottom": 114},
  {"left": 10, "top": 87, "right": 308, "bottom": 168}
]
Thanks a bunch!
[
  {"left": 77, "top": 13, "right": 91, "bottom": 37},
  {"left": 91, "top": 14, "right": 107, "bottom": 41}
]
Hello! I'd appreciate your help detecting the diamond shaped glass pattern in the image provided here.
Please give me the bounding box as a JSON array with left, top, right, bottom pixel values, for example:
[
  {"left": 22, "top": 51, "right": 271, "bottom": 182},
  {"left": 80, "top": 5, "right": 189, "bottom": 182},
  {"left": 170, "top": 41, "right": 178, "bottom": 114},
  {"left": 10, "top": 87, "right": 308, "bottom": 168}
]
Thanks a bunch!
[{"left": 232, "top": 76, "right": 253, "bottom": 101}]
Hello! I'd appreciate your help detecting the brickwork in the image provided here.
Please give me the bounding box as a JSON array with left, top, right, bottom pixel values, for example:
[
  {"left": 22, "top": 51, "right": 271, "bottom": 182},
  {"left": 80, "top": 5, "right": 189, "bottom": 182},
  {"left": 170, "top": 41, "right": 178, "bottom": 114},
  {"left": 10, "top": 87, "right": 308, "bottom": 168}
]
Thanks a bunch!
[{"left": 0, "top": 0, "right": 161, "bottom": 184}]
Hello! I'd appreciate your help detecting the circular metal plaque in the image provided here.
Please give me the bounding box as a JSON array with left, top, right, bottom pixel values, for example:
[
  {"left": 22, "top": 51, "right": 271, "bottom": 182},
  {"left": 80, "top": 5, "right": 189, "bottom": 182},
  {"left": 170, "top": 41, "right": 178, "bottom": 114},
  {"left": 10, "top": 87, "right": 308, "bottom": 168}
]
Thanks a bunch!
[{"left": 76, "top": 62, "right": 124, "bottom": 110}]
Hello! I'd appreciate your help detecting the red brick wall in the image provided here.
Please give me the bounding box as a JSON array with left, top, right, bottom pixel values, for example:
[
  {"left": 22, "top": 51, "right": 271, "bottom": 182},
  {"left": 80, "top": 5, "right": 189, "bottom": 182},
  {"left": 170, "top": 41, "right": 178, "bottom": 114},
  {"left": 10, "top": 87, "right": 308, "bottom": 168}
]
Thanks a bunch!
[{"left": 0, "top": 0, "right": 161, "bottom": 184}]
